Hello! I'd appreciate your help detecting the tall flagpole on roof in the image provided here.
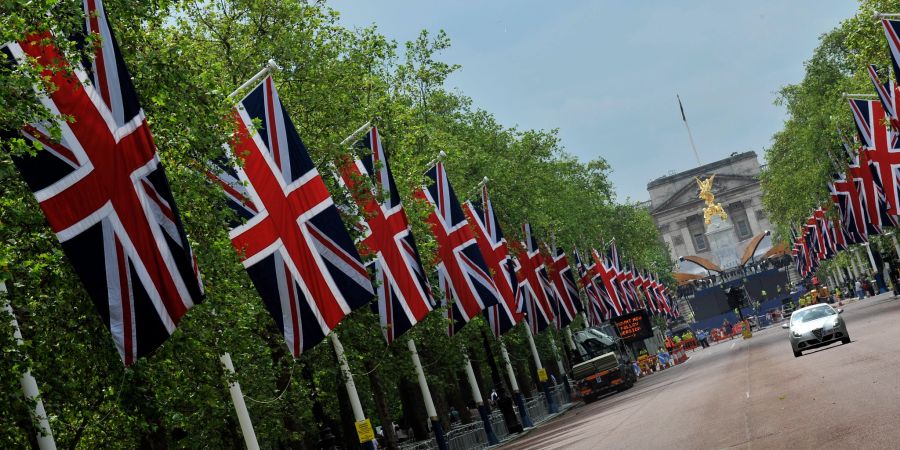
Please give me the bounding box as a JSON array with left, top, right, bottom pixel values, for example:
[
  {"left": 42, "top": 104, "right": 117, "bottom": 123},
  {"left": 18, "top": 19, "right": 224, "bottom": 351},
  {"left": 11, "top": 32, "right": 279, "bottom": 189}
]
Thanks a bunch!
[{"left": 677, "top": 95, "right": 702, "bottom": 167}]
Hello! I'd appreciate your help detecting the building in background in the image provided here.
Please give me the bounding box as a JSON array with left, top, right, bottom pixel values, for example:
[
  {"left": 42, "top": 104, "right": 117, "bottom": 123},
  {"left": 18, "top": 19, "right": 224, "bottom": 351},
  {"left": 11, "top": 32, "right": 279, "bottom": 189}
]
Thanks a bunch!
[{"left": 646, "top": 151, "right": 771, "bottom": 268}]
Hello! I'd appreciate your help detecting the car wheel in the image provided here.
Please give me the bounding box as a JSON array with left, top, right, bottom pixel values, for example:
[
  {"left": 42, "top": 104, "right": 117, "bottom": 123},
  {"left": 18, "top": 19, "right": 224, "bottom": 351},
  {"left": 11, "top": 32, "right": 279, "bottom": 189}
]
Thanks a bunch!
[
  {"left": 842, "top": 336, "right": 851, "bottom": 344},
  {"left": 793, "top": 350, "right": 802, "bottom": 358}
]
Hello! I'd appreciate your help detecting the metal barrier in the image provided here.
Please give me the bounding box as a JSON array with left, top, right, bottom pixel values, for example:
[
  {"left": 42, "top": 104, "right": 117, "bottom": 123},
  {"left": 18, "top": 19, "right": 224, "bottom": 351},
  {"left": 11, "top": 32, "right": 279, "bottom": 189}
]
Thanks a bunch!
[
  {"left": 398, "top": 438, "right": 438, "bottom": 450},
  {"left": 446, "top": 421, "right": 487, "bottom": 450},
  {"left": 488, "top": 409, "right": 509, "bottom": 440},
  {"left": 523, "top": 393, "right": 549, "bottom": 424},
  {"left": 549, "top": 384, "right": 569, "bottom": 409}
]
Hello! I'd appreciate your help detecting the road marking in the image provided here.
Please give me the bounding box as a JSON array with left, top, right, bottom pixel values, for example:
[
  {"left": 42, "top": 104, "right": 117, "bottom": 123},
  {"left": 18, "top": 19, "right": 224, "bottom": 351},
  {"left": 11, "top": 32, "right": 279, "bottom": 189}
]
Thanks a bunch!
[
  {"left": 746, "top": 391, "right": 750, "bottom": 399},
  {"left": 730, "top": 342, "right": 736, "bottom": 349}
]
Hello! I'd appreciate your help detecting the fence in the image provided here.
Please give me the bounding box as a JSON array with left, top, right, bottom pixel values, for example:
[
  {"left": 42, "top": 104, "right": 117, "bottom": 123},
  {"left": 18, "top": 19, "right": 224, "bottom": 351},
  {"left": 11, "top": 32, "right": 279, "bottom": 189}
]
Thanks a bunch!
[
  {"left": 398, "top": 386, "right": 575, "bottom": 450},
  {"left": 446, "top": 421, "right": 487, "bottom": 450}
]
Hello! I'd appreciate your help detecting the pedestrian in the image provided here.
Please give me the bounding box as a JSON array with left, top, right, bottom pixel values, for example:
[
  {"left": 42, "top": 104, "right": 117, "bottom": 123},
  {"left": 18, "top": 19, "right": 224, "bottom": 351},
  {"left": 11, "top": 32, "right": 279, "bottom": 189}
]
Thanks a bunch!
[
  {"left": 449, "top": 406, "right": 460, "bottom": 424},
  {"left": 697, "top": 329, "right": 710, "bottom": 348},
  {"left": 855, "top": 279, "right": 864, "bottom": 299},
  {"left": 723, "top": 318, "right": 732, "bottom": 339},
  {"left": 490, "top": 389, "right": 499, "bottom": 407}
]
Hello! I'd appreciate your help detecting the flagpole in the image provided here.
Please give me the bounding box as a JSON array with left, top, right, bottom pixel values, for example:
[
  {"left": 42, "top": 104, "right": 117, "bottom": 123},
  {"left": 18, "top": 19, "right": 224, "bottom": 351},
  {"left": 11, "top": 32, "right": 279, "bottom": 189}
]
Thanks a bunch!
[
  {"left": 219, "top": 353, "right": 260, "bottom": 450},
  {"left": 228, "top": 60, "right": 281, "bottom": 99},
  {"left": 2, "top": 281, "right": 56, "bottom": 450},
  {"left": 523, "top": 325, "right": 557, "bottom": 413},
  {"left": 330, "top": 333, "right": 378, "bottom": 450},
  {"left": 499, "top": 341, "right": 533, "bottom": 427},
  {"left": 339, "top": 121, "right": 373, "bottom": 146},
  {"left": 407, "top": 339, "right": 449, "bottom": 450},
  {"left": 462, "top": 353, "right": 499, "bottom": 445},
  {"left": 676, "top": 95, "right": 702, "bottom": 166}
]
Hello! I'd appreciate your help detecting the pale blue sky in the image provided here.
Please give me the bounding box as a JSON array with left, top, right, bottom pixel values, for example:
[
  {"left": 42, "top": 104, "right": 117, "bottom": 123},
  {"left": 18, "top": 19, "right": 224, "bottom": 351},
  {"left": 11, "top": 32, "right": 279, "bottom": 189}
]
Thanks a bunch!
[{"left": 337, "top": 1, "right": 858, "bottom": 201}]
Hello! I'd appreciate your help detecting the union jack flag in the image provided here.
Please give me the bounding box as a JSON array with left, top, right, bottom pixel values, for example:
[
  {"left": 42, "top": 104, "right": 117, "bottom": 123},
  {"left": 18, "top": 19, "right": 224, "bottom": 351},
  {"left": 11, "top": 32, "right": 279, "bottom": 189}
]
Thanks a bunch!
[
  {"left": 867, "top": 65, "right": 900, "bottom": 131},
  {"left": 546, "top": 245, "right": 583, "bottom": 328},
  {"left": 573, "top": 248, "right": 610, "bottom": 325},
  {"left": 881, "top": 19, "right": 900, "bottom": 91},
  {"left": 634, "top": 269, "right": 655, "bottom": 314},
  {"left": 463, "top": 185, "right": 522, "bottom": 338},
  {"left": 848, "top": 98, "right": 897, "bottom": 227},
  {"left": 339, "top": 127, "right": 433, "bottom": 344},
  {"left": 210, "top": 76, "right": 373, "bottom": 358},
  {"left": 591, "top": 248, "right": 625, "bottom": 317},
  {"left": 3, "top": 0, "right": 204, "bottom": 365},
  {"left": 607, "top": 240, "right": 636, "bottom": 312},
  {"left": 418, "top": 162, "right": 500, "bottom": 336},
  {"left": 829, "top": 173, "right": 866, "bottom": 245},
  {"left": 651, "top": 274, "right": 675, "bottom": 317},
  {"left": 513, "top": 224, "right": 556, "bottom": 334}
]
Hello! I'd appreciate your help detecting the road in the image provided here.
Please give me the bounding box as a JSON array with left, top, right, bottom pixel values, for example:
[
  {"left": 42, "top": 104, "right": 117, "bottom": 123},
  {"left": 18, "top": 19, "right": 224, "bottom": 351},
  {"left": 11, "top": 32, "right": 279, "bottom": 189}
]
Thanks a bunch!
[{"left": 507, "top": 293, "right": 900, "bottom": 449}]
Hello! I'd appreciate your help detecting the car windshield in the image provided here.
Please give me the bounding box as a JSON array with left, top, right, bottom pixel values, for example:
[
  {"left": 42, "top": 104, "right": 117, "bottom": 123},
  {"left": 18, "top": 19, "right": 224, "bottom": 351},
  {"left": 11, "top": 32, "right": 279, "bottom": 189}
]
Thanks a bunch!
[{"left": 792, "top": 305, "right": 835, "bottom": 323}]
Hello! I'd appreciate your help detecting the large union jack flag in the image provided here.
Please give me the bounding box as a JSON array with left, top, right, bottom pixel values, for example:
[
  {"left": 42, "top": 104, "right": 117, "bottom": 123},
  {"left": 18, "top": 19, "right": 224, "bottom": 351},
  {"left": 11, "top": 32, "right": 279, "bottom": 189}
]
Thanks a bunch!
[
  {"left": 546, "top": 246, "right": 582, "bottom": 328},
  {"left": 573, "top": 248, "right": 610, "bottom": 325},
  {"left": 591, "top": 248, "right": 625, "bottom": 317},
  {"left": 210, "top": 75, "right": 373, "bottom": 358},
  {"left": 418, "top": 162, "right": 500, "bottom": 336},
  {"left": 463, "top": 185, "right": 522, "bottom": 338},
  {"left": 339, "top": 127, "right": 433, "bottom": 344},
  {"left": 867, "top": 65, "right": 900, "bottom": 131},
  {"left": 848, "top": 98, "right": 897, "bottom": 230},
  {"left": 3, "top": 0, "right": 204, "bottom": 365},
  {"left": 513, "top": 224, "right": 556, "bottom": 334},
  {"left": 849, "top": 97, "right": 900, "bottom": 217}
]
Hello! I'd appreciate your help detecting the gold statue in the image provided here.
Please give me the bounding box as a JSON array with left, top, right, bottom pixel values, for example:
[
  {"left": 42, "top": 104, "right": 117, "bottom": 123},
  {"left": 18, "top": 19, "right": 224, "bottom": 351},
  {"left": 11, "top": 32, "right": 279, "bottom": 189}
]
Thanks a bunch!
[{"left": 695, "top": 175, "right": 727, "bottom": 225}]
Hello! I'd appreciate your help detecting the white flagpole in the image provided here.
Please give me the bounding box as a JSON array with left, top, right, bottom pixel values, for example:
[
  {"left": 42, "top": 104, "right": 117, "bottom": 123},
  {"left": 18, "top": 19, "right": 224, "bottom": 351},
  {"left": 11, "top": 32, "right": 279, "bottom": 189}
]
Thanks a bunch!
[
  {"left": 499, "top": 341, "right": 533, "bottom": 427},
  {"left": 228, "top": 60, "right": 280, "bottom": 99},
  {"left": 2, "top": 281, "right": 56, "bottom": 450},
  {"left": 219, "top": 353, "right": 260, "bottom": 450},
  {"left": 463, "top": 353, "right": 498, "bottom": 444},
  {"left": 330, "top": 333, "right": 377, "bottom": 450},
  {"left": 523, "top": 325, "right": 557, "bottom": 413},
  {"left": 407, "top": 339, "right": 448, "bottom": 450},
  {"left": 564, "top": 327, "right": 577, "bottom": 351}
]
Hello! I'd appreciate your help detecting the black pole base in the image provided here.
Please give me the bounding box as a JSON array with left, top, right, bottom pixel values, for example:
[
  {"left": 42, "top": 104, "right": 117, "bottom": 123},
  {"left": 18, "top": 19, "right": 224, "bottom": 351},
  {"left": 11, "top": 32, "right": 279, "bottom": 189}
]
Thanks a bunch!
[
  {"left": 542, "top": 381, "right": 558, "bottom": 414},
  {"left": 431, "top": 418, "right": 449, "bottom": 450},
  {"left": 514, "top": 392, "right": 534, "bottom": 428},
  {"left": 477, "top": 404, "right": 499, "bottom": 445}
]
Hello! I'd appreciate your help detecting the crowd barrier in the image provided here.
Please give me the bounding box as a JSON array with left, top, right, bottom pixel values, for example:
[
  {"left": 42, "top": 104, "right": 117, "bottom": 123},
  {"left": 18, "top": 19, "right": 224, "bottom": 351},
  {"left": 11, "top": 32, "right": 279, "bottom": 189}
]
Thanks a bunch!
[
  {"left": 446, "top": 421, "right": 488, "bottom": 450},
  {"left": 397, "top": 382, "right": 574, "bottom": 450}
]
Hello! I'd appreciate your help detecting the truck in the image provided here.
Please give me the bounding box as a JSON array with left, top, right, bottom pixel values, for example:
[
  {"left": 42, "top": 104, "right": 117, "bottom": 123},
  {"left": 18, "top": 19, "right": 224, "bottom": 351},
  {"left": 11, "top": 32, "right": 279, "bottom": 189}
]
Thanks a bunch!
[{"left": 570, "top": 328, "right": 637, "bottom": 404}]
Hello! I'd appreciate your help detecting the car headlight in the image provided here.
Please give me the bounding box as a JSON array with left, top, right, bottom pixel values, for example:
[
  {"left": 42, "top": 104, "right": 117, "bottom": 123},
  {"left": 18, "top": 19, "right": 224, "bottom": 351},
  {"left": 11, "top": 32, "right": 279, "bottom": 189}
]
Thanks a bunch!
[
  {"left": 791, "top": 331, "right": 802, "bottom": 337},
  {"left": 832, "top": 317, "right": 841, "bottom": 327}
]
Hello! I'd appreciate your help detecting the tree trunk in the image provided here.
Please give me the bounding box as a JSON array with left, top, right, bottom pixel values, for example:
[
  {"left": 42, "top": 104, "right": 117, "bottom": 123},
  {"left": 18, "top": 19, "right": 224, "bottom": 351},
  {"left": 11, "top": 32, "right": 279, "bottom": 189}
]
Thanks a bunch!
[
  {"left": 397, "top": 376, "right": 427, "bottom": 441},
  {"left": 364, "top": 359, "right": 397, "bottom": 449}
]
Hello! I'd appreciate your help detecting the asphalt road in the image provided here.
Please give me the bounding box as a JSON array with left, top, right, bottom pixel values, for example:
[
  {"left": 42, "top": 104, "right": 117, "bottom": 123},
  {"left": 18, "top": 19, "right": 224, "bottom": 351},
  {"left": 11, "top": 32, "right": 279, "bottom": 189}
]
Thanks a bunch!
[{"left": 507, "top": 293, "right": 900, "bottom": 449}]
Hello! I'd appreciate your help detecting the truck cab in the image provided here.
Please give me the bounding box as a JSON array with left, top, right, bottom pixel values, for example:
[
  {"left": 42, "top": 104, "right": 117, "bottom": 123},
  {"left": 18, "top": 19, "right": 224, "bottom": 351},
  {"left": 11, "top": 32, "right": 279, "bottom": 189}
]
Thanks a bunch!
[{"left": 571, "top": 328, "right": 637, "bottom": 403}]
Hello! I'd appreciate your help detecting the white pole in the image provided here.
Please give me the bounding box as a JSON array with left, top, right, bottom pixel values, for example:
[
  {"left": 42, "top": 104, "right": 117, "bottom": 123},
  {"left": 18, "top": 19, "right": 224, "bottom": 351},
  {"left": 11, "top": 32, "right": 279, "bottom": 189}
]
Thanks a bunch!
[
  {"left": 564, "top": 327, "right": 577, "bottom": 351},
  {"left": 850, "top": 252, "right": 861, "bottom": 278},
  {"left": 228, "top": 60, "right": 280, "bottom": 99},
  {"left": 855, "top": 248, "right": 867, "bottom": 275},
  {"left": 892, "top": 235, "right": 900, "bottom": 262},
  {"left": 407, "top": 339, "right": 438, "bottom": 420},
  {"left": 865, "top": 243, "right": 879, "bottom": 272},
  {"left": 523, "top": 325, "right": 543, "bottom": 371},
  {"left": 499, "top": 342, "right": 519, "bottom": 393},
  {"left": 2, "top": 282, "right": 56, "bottom": 450},
  {"left": 330, "top": 333, "right": 377, "bottom": 448},
  {"left": 219, "top": 353, "right": 260, "bottom": 450},
  {"left": 549, "top": 339, "right": 566, "bottom": 380},
  {"left": 463, "top": 356, "right": 484, "bottom": 405},
  {"left": 331, "top": 333, "right": 366, "bottom": 420}
]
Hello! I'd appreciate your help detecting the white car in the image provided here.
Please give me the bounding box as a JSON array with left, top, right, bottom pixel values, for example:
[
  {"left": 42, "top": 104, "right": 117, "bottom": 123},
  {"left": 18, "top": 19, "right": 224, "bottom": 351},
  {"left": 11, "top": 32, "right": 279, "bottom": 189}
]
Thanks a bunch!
[{"left": 782, "top": 304, "right": 849, "bottom": 357}]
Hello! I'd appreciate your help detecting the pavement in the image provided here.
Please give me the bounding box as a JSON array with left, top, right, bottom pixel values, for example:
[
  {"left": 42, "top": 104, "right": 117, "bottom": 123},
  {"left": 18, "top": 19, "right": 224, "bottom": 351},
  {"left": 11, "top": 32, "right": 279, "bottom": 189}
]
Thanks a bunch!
[{"left": 503, "top": 292, "right": 900, "bottom": 449}]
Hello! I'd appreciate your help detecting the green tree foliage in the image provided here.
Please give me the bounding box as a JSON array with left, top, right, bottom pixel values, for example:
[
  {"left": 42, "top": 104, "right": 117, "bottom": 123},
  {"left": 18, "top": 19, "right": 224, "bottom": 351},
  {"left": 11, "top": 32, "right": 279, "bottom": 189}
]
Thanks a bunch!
[
  {"left": 1, "top": 1, "right": 671, "bottom": 447},
  {"left": 760, "top": 0, "right": 900, "bottom": 241}
]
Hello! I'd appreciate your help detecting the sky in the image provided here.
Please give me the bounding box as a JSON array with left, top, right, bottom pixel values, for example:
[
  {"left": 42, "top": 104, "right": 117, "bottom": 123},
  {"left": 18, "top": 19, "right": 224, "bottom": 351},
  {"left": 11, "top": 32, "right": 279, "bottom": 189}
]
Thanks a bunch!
[{"left": 336, "top": 1, "right": 859, "bottom": 202}]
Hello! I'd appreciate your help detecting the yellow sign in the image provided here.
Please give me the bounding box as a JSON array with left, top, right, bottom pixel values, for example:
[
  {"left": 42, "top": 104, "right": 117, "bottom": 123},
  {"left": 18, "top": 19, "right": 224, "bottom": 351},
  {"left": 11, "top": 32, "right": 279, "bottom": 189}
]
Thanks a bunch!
[
  {"left": 355, "top": 419, "right": 375, "bottom": 443},
  {"left": 537, "top": 368, "right": 548, "bottom": 382}
]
